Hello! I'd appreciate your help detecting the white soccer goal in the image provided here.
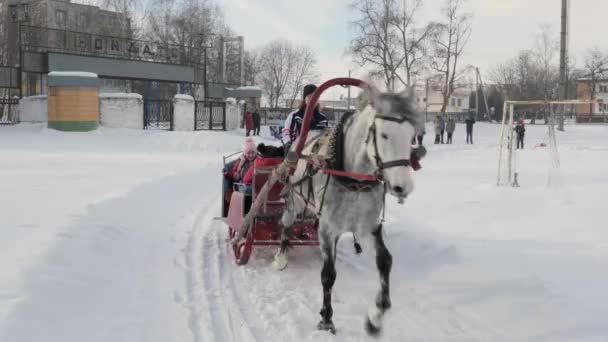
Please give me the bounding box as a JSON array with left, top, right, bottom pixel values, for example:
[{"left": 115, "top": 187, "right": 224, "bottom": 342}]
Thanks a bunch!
[{"left": 497, "top": 100, "right": 592, "bottom": 187}]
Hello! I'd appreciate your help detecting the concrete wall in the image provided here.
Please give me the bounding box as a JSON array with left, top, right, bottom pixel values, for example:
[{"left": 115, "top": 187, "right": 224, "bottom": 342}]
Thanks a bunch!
[
  {"left": 99, "top": 93, "right": 143, "bottom": 129},
  {"left": 173, "top": 94, "right": 195, "bottom": 131},
  {"left": 18, "top": 95, "right": 48, "bottom": 123},
  {"left": 225, "top": 99, "right": 242, "bottom": 131}
]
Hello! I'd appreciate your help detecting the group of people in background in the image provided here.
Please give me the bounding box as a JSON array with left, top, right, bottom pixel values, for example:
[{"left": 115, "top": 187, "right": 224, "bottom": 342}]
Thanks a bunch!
[
  {"left": 425, "top": 115, "right": 476, "bottom": 145},
  {"left": 244, "top": 109, "right": 261, "bottom": 136}
]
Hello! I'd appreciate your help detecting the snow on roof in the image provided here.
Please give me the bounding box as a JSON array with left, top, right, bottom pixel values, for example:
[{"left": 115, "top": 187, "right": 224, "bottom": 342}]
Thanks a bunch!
[
  {"left": 236, "top": 86, "right": 261, "bottom": 91},
  {"left": 99, "top": 93, "right": 143, "bottom": 99},
  {"left": 174, "top": 94, "right": 194, "bottom": 101},
  {"left": 48, "top": 71, "right": 98, "bottom": 78}
]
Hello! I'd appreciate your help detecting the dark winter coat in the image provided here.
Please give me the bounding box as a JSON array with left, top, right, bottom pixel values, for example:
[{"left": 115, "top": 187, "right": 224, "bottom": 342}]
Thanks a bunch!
[
  {"left": 282, "top": 107, "right": 328, "bottom": 144},
  {"left": 446, "top": 119, "right": 456, "bottom": 133},
  {"left": 515, "top": 124, "right": 525, "bottom": 138},
  {"left": 465, "top": 118, "right": 476, "bottom": 133},
  {"left": 252, "top": 112, "right": 261, "bottom": 126},
  {"left": 224, "top": 157, "right": 255, "bottom": 184}
]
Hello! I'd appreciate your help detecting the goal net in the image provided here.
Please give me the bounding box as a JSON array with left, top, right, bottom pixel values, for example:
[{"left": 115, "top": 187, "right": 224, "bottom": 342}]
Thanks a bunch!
[{"left": 497, "top": 100, "right": 592, "bottom": 188}]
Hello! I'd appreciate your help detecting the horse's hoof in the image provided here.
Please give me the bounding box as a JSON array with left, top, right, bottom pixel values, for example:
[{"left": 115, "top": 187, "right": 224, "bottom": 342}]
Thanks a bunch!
[
  {"left": 272, "top": 252, "right": 288, "bottom": 270},
  {"left": 365, "top": 306, "right": 383, "bottom": 336},
  {"left": 317, "top": 320, "right": 336, "bottom": 334},
  {"left": 365, "top": 317, "right": 381, "bottom": 337}
]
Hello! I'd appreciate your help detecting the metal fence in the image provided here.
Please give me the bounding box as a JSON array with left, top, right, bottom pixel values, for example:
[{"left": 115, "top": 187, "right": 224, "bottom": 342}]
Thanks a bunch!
[
  {"left": 144, "top": 99, "right": 173, "bottom": 130},
  {"left": 195, "top": 100, "right": 226, "bottom": 130},
  {"left": 576, "top": 114, "right": 608, "bottom": 124},
  {"left": 0, "top": 98, "right": 19, "bottom": 125}
]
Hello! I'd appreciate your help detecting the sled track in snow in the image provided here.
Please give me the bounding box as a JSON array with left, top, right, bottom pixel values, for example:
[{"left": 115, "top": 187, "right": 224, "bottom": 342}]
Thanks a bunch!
[
  {"left": 184, "top": 198, "right": 498, "bottom": 341},
  {"left": 186, "top": 197, "right": 274, "bottom": 342},
  {"left": 184, "top": 197, "right": 323, "bottom": 342}
]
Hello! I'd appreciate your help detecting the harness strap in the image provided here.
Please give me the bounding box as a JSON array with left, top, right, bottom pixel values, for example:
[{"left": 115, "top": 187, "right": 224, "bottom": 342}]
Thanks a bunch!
[
  {"left": 378, "top": 159, "right": 411, "bottom": 170},
  {"left": 317, "top": 173, "right": 331, "bottom": 216},
  {"left": 381, "top": 183, "right": 387, "bottom": 223},
  {"left": 321, "top": 168, "right": 379, "bottom": 181}
]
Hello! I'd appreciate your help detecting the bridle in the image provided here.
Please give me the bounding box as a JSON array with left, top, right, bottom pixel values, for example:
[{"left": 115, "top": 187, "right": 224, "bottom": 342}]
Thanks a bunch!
[{"left": 365, "top": 114, "right": 413, "bottom": 181}]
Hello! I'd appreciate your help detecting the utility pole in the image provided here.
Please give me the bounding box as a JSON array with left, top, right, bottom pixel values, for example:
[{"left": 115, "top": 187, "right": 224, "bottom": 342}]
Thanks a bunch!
[
  {"left": 475, "top": 68, "right": 479, "bottom": 120},
  {"left": 558, "top": 0, "right": 569, "bottom": 131}
]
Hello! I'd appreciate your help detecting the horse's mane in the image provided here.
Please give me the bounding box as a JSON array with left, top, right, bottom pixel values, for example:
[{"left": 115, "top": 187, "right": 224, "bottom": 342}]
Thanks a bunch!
[{"left": 355, "top": 89, "right": 421, "bottom": 126}]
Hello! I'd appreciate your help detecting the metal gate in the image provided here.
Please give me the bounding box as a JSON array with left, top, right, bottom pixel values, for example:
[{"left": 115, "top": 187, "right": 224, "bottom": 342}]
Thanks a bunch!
[
  {"left": 144, "top": 100, "right": 174, "bottom": 130},
  {"left": 0, "top": 98, "right": 19, "bottom": 125},
  {"left": 195, "top": 100, "right": 226, "bottom": 131}
]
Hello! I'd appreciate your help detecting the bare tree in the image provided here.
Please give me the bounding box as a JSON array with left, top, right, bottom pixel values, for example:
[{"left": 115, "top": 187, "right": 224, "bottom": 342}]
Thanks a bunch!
[
  {"left": 583, "top": 47, "right": 608, "bottom": 113},
  {"left": 0, "top": 3, "right": 6, "bottom": 66},
  {"left": 533, "top": 24, "right": 560, "bottom": 101},
  {"left": 243, "top": 49, "right": 263, "bottom": 86},
  {"left": 390, "top": 0, "right": 436, "bottom": 86},
  {"left": 258, "top": 40, "right": 297, "bottom": 107},
  {"left": 349, "top": 0, "right": 403, "bottom": 90},
  {"left": 255, "top": 40, "right": 318, "bottom": 108},
  {"left": 429, "top": 0, "right": 472, "bottom": 113},
  {"left": 286, "top": 45, "right": 318, "bottom": 108}
]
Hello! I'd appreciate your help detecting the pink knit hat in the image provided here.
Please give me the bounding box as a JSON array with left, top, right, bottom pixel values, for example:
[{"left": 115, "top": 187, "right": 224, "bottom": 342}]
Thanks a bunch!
[{"left": 243, "top": 137, "right": 256, "bottom": 154}]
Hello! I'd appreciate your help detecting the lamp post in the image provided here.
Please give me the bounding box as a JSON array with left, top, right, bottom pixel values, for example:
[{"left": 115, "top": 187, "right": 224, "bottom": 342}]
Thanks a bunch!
[
  {"left": 199, "top": 32, "right": 216, "bottom": 100},
  {"left": 9, "top": 3, "right": 30, "bottom": 98}
]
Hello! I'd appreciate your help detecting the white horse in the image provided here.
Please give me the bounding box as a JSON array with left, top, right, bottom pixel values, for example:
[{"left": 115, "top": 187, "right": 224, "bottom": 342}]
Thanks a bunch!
[{"left": 274, "top": 87, "right": 423, "bottom": 335}]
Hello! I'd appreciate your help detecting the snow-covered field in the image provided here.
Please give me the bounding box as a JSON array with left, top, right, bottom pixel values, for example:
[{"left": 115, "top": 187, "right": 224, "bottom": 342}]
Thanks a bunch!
[{"left": 1, "top": 122, "right": 606, "bottom": 342}]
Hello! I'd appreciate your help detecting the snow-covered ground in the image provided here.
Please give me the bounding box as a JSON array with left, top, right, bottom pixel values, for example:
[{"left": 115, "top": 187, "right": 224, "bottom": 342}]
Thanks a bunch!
[{"left": 0, "top": 122, "right": 606, "bottom": 342}]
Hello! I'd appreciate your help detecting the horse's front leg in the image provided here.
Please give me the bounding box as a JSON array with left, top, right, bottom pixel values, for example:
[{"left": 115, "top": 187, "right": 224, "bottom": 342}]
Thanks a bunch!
[
  {"left": 272, "top": 193, "right": 296, "bottom": 270},
  {"left": 365, "top": 224, "right": 392, "bottom": 336},
  {"left": 317, "top": 231, "right": 337, "bottom": 334}
]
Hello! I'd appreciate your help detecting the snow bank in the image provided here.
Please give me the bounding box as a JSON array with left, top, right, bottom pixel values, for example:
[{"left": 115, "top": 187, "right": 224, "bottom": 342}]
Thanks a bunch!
[
  {"left": 237, "top": 86, "right": 261, "bottom": 91},
  {"left": 172, "top": 94, "right": 195, "bottom": 131},
  {"left": 48, "top": 71, "right": 98, "bottom": 78},
  {"left": 174, "top": 94, "right": 194, "bottom": 101},
  {"left": 1, "top": 123, "right": 607, "bottom": 341},
  {"left": 18, "top": 95, "right": 48, "bottom": 123},
  {"left": 99, "top": 93, "right": 143, "bottom": 129}
]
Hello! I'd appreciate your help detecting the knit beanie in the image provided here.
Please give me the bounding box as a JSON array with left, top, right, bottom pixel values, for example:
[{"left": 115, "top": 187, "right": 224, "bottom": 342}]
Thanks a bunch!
[
  {"left": 243, "top": 137, "right": 256, "bottom": 154},
  {"left": 302, "top": 84, "right": 317, "bottom": 99}
]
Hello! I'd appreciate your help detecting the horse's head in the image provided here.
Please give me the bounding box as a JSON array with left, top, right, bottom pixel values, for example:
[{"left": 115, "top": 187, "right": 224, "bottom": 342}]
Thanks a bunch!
[{"left": 359, "top": 86, "right": 422, "bottom": 200}]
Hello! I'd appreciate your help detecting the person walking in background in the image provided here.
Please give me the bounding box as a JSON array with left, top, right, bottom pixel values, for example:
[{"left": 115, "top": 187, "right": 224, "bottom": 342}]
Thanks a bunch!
[
  {"left": 433, "top": 116, "right": 442, "bottom": 144},
  {"left": 415, "top": 121, "right": 426, "bottom": 145},
  {"left": 244, "top": 110, "right": 254, "bottom": 136},
  {"left": 439, "top": 115, "right": 446, "bottom": 144},
  {"left": 515, "top": 119, "right": 526, "bottom": 149},
  {"left": 446, "top": 117, "right": 455, "bottom": 144},
  {"left": 465, "top": 115, "right": 476, "bottom": 144},
  {"left": 252, "top": 109, "right": 261, "bottom": 136}
]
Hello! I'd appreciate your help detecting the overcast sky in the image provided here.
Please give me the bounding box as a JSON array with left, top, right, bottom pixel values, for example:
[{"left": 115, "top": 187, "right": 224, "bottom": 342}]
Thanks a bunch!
[{"left": 220, "top": 0, "right": 608, "bottom": 98}]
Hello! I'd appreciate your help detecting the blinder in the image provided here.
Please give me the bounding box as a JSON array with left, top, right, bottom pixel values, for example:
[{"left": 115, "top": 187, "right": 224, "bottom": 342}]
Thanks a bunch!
[{"left": 367, "top": 115, "right": 414, "bottom": 175}]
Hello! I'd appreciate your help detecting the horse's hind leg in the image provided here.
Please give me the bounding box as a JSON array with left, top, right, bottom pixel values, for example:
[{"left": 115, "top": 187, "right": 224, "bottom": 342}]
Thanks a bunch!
[
  {"left": 365, "top": 224, "right": 392, "bottom": 336},
  {"left": 317, "top": 232, "right": 337, "bottom": 334}
]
